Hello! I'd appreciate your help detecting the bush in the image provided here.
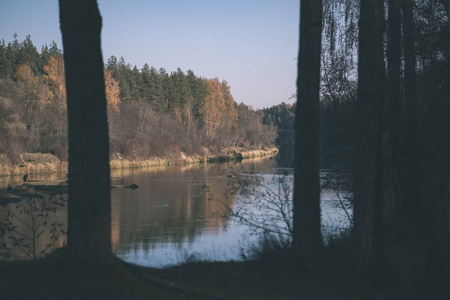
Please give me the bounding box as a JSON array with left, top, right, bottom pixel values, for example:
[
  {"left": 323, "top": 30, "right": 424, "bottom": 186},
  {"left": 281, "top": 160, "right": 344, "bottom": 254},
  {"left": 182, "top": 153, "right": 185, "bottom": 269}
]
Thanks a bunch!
[{"left": 240, "top": 232, "right": 291, "bottom": 261}]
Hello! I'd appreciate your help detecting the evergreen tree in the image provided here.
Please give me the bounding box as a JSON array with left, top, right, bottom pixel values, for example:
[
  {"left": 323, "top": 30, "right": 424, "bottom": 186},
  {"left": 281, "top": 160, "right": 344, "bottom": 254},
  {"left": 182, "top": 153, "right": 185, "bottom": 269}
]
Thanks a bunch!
[
  {"left": 160, "top": 67, "right": 171, "bottom": 112},
  {"left": 3, "top": 34, "right": 20, "bottom": 78},
  {"left": 18, "top": 35, "right": 40, "bottom": 75},
  {"left": 0, "top": 40, "right": 8, "bottom": 78},
  {"left": 141, "top": 64, "right": 164, "bottom": 110},
  {"left": 168, "top": 68, "right": 189, "bottom": 111},
  {"left": 186, "top": 69, "right": 207, "bottom": 118},
  {"left": 116, "top": 57, "right": 132, "bottom": 101},
  {"left": 129, "top": 65, "right": 142, "bottom": 101}
]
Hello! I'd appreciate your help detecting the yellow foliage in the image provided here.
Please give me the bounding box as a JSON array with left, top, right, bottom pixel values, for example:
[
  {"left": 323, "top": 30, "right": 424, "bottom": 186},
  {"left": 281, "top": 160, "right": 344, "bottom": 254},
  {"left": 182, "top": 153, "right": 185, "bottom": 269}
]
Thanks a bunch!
[
  {"left": 201, "top": 79, "right": 226, "bottom": 137},
  {"left": 43, "top": 56, "right": 66, "bottom": 106},
  {"left": 173, "top": 106, "right": 182, "bottom": 123},
  {"left": 15, "top": 64, "right": 37, "bottom": 87},
  {"left": 104, "top": 69, "right": 121, "bottom": 112}
]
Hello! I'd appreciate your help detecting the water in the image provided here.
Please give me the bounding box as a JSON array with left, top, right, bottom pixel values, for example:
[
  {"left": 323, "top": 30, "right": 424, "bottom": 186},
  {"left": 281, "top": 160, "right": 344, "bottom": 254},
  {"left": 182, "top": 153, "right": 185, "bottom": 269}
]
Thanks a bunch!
[
  {"left": 110, "top": 158, "right": 279, "bottom": 267},
  {"left": 0, "top": 158, "right": 351, "bottom": 267}
]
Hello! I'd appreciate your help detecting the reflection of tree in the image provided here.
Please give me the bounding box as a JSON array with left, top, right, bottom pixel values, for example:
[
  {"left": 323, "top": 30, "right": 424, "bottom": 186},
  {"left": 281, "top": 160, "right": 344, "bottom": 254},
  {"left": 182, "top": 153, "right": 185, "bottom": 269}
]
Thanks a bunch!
[
  {"left": 111, "top": 159, "right": 276, "bottom": 257},
  {"left": 113, "top": 165, "right": 232, "bottom": 251},
  {"left": 0, "top": 195, "right": 66, "bottom": 260},
  {"left": 228, "top": 173, "right": 293, "bottom": 238},
  {"left": 227, "top": 170, "right": 353, "bottom": 247}
]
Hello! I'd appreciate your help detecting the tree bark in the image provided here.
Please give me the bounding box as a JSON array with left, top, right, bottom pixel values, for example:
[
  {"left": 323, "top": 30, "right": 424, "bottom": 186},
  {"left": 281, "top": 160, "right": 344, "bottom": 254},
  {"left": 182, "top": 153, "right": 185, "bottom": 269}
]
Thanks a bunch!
[
  {"left": 293, "top": 0, "right": 323, "bottom": 260},
  {"left": 59, "top": 0, "right": 113, "bottom": 264},
  {"left": 402, "top": 0, "right": 419, "bottom": 221},
  {"left": 383, "top": 0, "right": 402, "bottom": 223},
  {"left": 353, "top": 0, "right": 386, "bottom": 277},
  {"left": 428, "top": 0, "right": 450, "bottom": 277}
]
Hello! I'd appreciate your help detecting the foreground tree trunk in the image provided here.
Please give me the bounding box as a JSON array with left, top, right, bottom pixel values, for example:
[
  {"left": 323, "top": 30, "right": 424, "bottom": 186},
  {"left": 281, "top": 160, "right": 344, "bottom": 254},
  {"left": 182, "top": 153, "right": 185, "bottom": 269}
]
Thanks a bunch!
[
  {"left": 428, "top": 0, "right": 450, "bottom": 277},
  {"left": 59, "top": 0, "right": 113, "bottom": 263},
  {"left": 402, "top": 0, "right": 419, "bottom": 221},
  {"left": 353, "top": 0, "right": 386, "bottom": 277},
  {"left": 383, "top": 0, "right": 402, "bottom": 223},
  {"left": 293, "top": 0, "right": 323, "bottom": 260}
]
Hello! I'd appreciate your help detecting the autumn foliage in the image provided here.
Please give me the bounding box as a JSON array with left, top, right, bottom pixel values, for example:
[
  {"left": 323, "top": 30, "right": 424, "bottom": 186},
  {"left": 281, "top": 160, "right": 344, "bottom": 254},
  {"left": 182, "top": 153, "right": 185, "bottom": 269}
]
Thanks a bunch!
[
  {"left": 104, "top": 69, "right": 121, "bottom": 112},
  {"left": 43, "top": 56, "right": 66, "bottom": 106},
  {"left": 0, "top": 36, "right": 276, "bottom": 161}
]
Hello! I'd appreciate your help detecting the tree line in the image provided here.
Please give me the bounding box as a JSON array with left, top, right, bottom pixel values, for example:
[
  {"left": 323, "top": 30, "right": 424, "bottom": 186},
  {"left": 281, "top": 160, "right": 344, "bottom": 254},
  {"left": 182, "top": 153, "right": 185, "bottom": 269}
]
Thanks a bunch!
[{"left": 0, "top": 35, "right": 276, "bottom": 163}]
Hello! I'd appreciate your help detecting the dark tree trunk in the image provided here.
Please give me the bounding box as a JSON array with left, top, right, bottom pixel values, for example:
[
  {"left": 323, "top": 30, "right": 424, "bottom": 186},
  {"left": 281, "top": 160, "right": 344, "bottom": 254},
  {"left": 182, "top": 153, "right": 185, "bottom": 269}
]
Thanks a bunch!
[
  {"left": 428, "top": 0, "right": 450, "bottom": 277},
  {"left": 383, "top": 0, "right": 402, "bottom": 223},
  {"left": 353, "top": 0, "right": 386, "bottom": 277},
  {"left": 293, "top": 0, "right": 323, "bottom": 260},
  {"left": 402, "top": 0, "right": 419, "bottom": 221},
  {"left": 59, "top": 0, "right": 113, "bottom": 264}
]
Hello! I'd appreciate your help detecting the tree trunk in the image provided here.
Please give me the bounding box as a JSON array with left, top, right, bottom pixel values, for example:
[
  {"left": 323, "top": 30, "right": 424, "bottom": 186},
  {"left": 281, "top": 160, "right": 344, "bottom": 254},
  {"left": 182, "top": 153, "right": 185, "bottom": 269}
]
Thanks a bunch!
[
  {"left": 293, "top": 0, "right": 323, "bottom": 260},
  {"left": 59, "top": 0, "right": 113, "bottom": 264},
  {"left": 383, "top": 0, "right": 402, "bottom": 224},
  {"left": 353, "top": 0, "right": 386, "bottom": 277},
  {"left": 428, "top": 0, "right": 450, "bottom": 277},
  {"left": 402, "top": 0, "right": 419, "bottom": 221}
]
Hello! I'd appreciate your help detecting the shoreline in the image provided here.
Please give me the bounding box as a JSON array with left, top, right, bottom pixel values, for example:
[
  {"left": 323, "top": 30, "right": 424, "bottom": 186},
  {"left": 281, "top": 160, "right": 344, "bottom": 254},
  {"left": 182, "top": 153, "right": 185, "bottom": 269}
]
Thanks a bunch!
[{"left": 0, "top": 147, "right": 278, "bottom": 177}]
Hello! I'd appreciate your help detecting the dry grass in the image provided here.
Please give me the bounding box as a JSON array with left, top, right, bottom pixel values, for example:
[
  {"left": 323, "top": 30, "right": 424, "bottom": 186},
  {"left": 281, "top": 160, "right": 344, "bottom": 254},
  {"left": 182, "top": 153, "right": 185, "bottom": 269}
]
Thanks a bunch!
[
  {"left": 1, "top": 148, "right": 279, "bottom": 176},
  {"left": 0, "top": 153, "right": 66, "bottom": 177},
  {"left": 110, "top": 147, "right": 278, "bottom": 170}
]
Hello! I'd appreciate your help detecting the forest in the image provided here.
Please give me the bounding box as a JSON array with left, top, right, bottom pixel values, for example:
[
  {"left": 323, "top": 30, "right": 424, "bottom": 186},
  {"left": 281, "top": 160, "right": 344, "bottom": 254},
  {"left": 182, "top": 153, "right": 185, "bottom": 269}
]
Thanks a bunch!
[
  {"left": 296, "top": 0, "right": 450, "bottom": 287},
  {"left": 0, "top": 35, "right": 276, "bottom": 164},
  {"left": 1, "top": 0, "right": 450, "bottom": 299}
]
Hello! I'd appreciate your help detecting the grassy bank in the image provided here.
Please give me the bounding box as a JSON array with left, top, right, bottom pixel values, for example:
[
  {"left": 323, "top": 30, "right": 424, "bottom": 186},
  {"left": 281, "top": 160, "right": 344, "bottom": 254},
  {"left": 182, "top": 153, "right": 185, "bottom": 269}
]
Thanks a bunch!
[
  {"left": 0, "top": 153, "right": 67, "bottom": 178},
  {"left": 0, "top": 147, "right": 278, "bottom": 177},
  {"left": 109, "top": 147, "right": 278, "bottom": 169}
]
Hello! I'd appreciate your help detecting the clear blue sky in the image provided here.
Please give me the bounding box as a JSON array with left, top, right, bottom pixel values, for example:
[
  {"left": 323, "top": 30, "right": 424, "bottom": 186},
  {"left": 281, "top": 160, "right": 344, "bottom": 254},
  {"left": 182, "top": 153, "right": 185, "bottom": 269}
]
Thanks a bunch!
[{"left": 0, "top": 0, "right": 299, "bottom": 109}]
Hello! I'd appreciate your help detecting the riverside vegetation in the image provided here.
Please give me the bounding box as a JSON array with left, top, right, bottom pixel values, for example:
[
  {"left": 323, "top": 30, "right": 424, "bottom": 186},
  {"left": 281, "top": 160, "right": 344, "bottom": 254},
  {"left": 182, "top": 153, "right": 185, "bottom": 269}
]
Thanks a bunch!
[
  {"left": 0, "top": 35, "right": 277, "bottom": 176},
  {"left": 0, "top": 147, "right": 278, "bottom": 177}
]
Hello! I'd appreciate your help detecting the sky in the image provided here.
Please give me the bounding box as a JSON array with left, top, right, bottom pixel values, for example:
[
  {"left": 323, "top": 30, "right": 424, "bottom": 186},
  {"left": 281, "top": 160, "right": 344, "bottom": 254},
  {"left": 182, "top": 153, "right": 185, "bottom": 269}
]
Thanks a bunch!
[{"left": 0, "top": 0, "right": 299, "bottom": 109}]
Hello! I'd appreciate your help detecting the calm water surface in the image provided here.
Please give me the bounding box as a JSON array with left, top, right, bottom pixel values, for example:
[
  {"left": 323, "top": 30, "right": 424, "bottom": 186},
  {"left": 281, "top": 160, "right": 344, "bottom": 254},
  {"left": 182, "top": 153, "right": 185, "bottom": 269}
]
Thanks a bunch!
[
  {"left": 111, "top": 158, "right": 279, "bottom": 267},
  {"left": 0, "top": 158, "right": 350, "bottom": 267}
]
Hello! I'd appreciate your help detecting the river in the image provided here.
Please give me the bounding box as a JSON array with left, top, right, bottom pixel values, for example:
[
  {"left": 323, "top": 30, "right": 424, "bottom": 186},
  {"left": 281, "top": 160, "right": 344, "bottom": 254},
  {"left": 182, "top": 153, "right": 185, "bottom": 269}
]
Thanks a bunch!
[{"left": 0, "top": 157, "right": 351, "bottom": 267}]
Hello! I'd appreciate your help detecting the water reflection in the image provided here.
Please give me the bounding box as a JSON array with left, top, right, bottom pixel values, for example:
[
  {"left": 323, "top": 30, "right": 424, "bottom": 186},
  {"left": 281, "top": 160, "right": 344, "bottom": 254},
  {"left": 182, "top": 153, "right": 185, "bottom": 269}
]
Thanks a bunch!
[
  {"left": 111, "top": 159, "right": 277, "bottom": 267},
  {"left": 0, "top": 158, "right": 350, "bottom": 267}
]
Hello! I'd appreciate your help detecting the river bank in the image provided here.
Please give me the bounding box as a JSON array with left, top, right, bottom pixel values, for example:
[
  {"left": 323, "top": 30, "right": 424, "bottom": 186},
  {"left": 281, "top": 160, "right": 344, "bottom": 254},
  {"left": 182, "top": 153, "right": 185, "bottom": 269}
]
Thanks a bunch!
[{"left": 0, "top": 147, "right": 278, "bottom": 177}]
